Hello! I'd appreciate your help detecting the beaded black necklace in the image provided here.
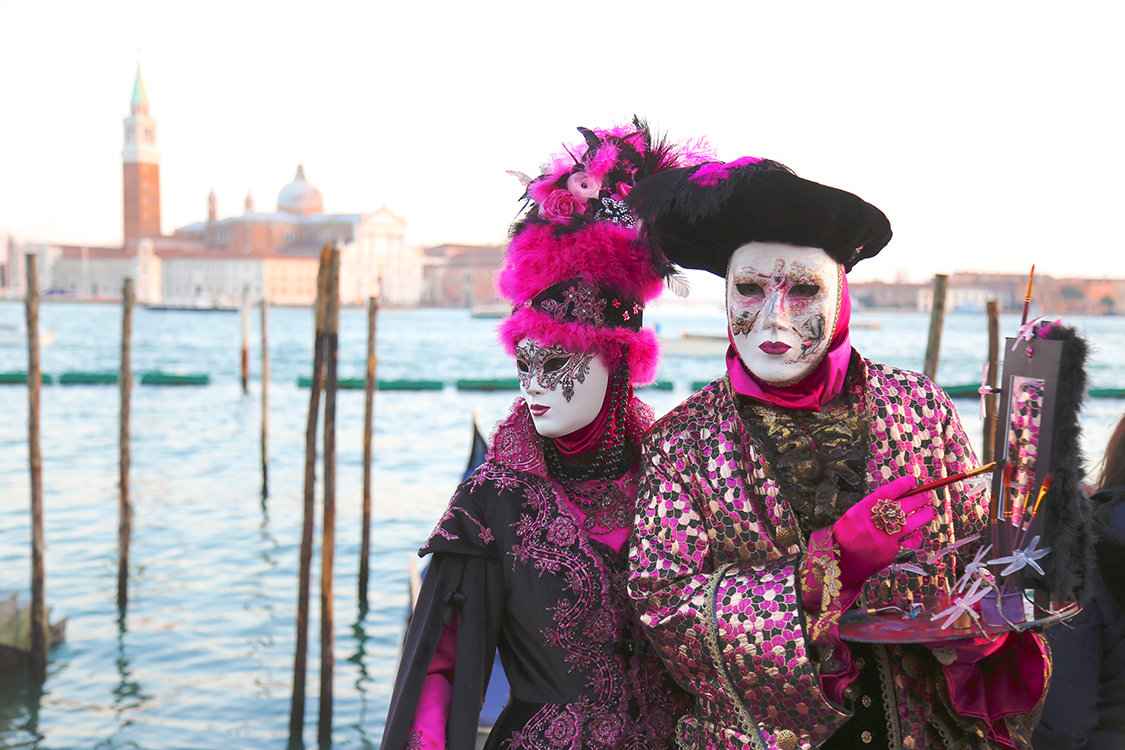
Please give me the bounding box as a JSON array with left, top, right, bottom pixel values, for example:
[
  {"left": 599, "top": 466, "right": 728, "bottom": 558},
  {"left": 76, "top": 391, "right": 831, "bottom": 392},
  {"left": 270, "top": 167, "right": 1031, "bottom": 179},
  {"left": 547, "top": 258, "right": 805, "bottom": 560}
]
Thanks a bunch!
[{"left": 542, "top": 366, "right": 637, "bottom": 531}]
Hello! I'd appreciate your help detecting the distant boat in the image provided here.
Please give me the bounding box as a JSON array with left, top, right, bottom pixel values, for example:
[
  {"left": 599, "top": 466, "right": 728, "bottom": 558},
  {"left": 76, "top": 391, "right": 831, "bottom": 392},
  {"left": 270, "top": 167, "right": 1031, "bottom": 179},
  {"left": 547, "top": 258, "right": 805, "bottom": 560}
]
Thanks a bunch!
[
  {"left": 470, "top": 304, "right": 508, "bottom": 319},
  {"left": 145, "top": 298, "right": 239, "bottom": 312},
  {"left": 660, "top": 332, "right": 728, "bottom": 357},
  {"left": 0, "top": 320, "right": 55, "bottom": 348}
]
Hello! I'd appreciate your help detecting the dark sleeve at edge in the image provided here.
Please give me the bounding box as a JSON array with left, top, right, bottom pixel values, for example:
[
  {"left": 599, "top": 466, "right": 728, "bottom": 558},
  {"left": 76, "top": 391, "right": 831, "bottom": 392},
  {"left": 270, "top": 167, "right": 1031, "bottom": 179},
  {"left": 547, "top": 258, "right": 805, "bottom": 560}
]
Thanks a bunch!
[{"left": 380, "top": 552, "right": 505, "bottom": 750}]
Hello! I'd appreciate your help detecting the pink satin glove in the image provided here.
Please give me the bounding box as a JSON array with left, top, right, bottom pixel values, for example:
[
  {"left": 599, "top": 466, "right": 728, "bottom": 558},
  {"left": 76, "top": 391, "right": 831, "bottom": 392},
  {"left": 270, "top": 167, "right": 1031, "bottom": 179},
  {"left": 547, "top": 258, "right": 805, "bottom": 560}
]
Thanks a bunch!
[{"left": 834, "top": 475, "right": 935, "bottom": 587}]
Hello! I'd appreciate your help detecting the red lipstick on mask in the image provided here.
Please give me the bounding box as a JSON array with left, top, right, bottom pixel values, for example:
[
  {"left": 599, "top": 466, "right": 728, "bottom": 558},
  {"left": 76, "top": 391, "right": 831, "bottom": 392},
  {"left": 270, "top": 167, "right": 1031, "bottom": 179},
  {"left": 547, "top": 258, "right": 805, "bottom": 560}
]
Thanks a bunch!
[{"left": 758, "top": 341, "right": 791, "bottom": 355}]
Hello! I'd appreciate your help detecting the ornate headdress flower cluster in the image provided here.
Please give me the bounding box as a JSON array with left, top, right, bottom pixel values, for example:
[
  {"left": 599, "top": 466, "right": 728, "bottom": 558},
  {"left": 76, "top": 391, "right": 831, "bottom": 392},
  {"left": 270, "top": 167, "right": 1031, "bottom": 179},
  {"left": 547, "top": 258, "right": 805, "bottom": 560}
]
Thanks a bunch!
[{"left": 510, "top": 124, "right": 679, "bottom": 229}]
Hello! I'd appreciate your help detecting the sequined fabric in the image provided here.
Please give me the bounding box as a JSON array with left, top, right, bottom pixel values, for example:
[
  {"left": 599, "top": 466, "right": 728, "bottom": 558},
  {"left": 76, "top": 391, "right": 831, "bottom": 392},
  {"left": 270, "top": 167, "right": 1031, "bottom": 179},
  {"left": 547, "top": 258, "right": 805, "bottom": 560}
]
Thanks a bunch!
[{"left": 629, "top": 361, "right": 1024, "bottom": 750}]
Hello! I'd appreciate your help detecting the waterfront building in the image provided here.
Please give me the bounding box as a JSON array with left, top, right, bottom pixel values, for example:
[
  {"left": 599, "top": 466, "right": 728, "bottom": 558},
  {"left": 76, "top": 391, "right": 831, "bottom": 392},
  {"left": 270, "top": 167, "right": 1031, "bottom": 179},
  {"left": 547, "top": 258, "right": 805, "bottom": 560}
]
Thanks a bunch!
[
  {"left": 420, "top": 243, "right": 505, "bottom": 307},
  {"left": 50, "top": 240, "right": 161, "bottom": 301},
  {"left": 0, "top": 240, "right": 59, "bottom": 297},
  {"left": 168, "top": 168, "right": 423, "bottom": 306},
  {"left": 851, "top": 271, "right": 1125, "bottom": 315},
  {"left": 0, "top": 234, "right": 19, "bottom": 296}
]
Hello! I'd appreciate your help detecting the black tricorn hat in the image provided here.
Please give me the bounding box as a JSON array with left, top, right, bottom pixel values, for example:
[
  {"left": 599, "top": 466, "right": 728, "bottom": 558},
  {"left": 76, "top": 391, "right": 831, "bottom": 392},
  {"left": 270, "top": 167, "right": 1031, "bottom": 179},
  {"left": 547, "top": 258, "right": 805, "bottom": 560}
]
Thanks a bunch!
[{"left": 626, "top": 157, "right": 892, "bottom": 277}]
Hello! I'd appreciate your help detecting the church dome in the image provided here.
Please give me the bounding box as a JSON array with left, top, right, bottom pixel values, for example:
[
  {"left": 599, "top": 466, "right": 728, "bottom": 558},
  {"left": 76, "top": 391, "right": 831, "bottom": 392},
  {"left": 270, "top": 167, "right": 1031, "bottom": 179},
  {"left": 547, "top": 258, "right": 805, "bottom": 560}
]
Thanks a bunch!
[{"left": 278, "top": 164, "right": 324, "bottom": 216}]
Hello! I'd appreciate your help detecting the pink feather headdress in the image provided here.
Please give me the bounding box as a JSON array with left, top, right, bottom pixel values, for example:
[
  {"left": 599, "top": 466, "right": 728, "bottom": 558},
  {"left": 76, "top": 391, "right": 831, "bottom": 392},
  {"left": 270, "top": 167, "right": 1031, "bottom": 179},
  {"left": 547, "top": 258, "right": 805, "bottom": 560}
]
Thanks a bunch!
[{"left": 496, "top": 119, "right": 712, "bottom": 385}]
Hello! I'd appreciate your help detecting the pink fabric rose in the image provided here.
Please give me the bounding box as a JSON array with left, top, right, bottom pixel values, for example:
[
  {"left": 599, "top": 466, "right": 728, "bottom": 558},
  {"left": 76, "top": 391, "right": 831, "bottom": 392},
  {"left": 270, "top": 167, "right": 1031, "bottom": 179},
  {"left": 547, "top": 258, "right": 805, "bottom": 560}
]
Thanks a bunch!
[
  {"left": 539, "top": 190, "right": 586, "bottom": 222},
  {"left": 566, "top": 171, "right": 602, "bottom": 201}
]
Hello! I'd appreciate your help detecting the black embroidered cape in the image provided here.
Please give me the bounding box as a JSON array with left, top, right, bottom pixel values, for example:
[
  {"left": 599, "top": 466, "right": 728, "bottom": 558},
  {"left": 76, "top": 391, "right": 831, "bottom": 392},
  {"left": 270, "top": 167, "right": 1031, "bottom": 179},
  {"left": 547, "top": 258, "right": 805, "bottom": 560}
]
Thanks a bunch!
[{"left": 380, "top": 400, "right": 688, "bottom": 750}]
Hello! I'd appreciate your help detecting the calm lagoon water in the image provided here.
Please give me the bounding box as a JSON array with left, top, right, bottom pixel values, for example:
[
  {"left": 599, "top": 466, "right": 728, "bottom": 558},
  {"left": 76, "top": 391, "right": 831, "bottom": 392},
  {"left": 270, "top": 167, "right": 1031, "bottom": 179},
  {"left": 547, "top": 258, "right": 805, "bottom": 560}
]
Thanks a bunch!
[{"left": 0, "top": 299, "right": 1122, "bottom": 748}]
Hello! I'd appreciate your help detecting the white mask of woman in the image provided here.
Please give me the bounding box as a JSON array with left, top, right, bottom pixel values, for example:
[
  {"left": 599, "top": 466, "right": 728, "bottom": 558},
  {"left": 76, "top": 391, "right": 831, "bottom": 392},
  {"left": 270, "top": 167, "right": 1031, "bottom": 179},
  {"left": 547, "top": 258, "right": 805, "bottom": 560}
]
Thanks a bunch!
[
  {"left": 515, "top": 338, "right": 610, "bottom": 438},
  {"left": 726, "top": 242, "right": 843, "bottom": 384}
]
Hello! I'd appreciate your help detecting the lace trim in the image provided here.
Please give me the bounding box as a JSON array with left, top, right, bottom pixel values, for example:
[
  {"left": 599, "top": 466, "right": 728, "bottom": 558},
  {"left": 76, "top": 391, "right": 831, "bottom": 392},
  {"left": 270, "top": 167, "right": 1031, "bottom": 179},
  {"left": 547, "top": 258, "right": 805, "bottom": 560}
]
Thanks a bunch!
[
  {"left": 703, "top": 563, "right": 766, "bottom": 750},
  {"left": 873, "top": 645, "right": 902, "bottom": 749}
]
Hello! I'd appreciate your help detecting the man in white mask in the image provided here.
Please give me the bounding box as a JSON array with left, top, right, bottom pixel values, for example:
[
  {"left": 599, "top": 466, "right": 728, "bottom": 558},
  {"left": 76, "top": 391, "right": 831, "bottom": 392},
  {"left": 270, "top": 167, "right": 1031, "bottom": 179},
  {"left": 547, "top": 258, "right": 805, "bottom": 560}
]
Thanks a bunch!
[{"left": 625, "top": 158, "right": 1049, "bottom": 750}]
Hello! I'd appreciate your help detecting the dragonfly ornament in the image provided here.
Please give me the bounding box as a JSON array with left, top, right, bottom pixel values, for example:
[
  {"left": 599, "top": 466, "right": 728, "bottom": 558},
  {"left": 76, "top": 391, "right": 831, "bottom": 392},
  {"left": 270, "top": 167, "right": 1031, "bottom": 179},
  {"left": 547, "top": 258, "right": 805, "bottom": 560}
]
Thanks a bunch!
[
  {"left": 930, "top": 578, "right": 990, "bottom": 630},
  {"left": 954, "top": 544, "right": 993, "bottom": 593},
  {"left": 989, "top": 535, "right": 1051, "bottom": 577}
]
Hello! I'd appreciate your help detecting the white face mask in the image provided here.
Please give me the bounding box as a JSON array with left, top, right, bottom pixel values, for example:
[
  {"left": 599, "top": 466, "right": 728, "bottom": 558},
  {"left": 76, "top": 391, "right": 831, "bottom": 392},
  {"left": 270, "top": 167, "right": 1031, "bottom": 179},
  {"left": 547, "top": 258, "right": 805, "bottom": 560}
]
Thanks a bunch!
[
  {"left": 726, "top": 243, "right": 843, "bottom": 384},
  {"left": 515, "top": 338, "right": 610, "bottom": 438}
]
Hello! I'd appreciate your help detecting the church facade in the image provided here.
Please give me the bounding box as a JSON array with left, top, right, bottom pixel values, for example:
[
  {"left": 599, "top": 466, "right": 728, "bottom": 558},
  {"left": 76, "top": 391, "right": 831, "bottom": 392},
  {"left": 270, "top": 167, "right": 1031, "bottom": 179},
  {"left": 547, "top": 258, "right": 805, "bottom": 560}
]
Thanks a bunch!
[{"left": 167, "top": 166, "right": 422, "bottom": 306}]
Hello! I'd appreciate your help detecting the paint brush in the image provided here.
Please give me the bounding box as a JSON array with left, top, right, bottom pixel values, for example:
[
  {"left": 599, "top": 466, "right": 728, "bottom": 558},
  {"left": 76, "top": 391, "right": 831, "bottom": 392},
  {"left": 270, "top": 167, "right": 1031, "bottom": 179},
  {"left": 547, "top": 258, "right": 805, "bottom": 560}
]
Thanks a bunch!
[
  {"left": 988, "top": 473, "right": 1001, "bottom": 568},
  {"left": 996, "top": 463, "right": 1013, "bottom": 559},
  {"left": 1021, "top": 264, "right": 1036, "bottom": 327},
  {"left": 1015, "top": 473, "right": 1054, "bottom": 549},
  {"left": 890, "top": 462, "right": 998, "bottom": 502}
]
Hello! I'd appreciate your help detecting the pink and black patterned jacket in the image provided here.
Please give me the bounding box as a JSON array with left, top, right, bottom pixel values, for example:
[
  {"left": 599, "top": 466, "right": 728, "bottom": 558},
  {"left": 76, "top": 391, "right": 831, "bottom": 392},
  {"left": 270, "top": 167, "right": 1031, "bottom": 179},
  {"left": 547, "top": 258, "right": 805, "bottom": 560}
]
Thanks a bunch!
[{"left": 627, "top": 359, "right": 1047, "bottom": 750}]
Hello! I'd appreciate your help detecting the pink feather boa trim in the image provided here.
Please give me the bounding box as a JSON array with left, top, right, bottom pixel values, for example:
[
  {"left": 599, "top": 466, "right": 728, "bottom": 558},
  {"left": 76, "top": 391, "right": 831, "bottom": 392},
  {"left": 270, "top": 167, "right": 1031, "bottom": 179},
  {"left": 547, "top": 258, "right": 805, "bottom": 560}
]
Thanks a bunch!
[
  {"left": 496, "top": 222, "right": 663, "bottom": 307},
  {"left": 498, "top": 307, "right": 661, "bottom": 386}
]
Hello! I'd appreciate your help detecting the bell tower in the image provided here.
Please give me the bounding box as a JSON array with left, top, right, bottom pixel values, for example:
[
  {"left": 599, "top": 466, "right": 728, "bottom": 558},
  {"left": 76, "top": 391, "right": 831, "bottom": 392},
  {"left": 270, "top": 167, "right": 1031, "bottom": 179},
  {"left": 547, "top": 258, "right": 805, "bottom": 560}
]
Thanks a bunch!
[{"left": 122, "top": 65, "right": 161, "bottom": 241}]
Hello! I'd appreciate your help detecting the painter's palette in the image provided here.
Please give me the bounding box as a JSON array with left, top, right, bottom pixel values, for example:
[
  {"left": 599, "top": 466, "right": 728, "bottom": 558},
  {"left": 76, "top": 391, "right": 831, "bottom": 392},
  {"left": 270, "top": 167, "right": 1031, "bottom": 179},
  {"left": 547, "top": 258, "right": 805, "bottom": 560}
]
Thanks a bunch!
[{"left": 838, "top": 602, "right": 1080, "bottom": 644}]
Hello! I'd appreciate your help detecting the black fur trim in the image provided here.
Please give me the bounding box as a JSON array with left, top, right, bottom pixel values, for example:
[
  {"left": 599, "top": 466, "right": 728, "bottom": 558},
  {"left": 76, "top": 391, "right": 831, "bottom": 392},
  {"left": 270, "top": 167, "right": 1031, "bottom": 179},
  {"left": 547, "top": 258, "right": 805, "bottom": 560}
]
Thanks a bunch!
[{"left": 1037, "top": 324, "right": 1097, "bottom": 603}]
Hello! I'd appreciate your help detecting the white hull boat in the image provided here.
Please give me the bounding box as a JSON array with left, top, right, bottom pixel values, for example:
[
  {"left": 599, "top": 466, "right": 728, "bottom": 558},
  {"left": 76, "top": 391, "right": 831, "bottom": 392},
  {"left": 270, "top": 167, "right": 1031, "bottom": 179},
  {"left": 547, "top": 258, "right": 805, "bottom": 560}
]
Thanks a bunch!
[
  {"left": 0, "top": 321, "right": 54, "bottom": 348},
  {"left": 660, "top": 332, "right": 728, "bottom": 357}
]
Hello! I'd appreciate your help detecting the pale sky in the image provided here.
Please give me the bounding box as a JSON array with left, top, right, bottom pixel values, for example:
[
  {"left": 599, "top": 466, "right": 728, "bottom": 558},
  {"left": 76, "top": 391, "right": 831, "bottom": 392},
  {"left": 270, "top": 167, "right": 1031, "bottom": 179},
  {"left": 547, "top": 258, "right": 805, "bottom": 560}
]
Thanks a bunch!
[{"left": 1, "top": 1, "right": 1122, "bottom": 283}]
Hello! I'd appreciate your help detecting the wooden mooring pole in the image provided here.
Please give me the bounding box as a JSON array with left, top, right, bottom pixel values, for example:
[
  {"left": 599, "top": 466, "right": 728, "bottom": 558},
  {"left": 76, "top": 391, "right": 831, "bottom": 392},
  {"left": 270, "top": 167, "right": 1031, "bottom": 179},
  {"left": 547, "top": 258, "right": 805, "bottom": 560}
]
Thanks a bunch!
[
  {"left": 241, "top": 286, "right": 251, "bottom": 395},
  {"left": 983, "top": 300, "right": 1000, "bottom": 463},
  {"left": 318, "top": 245, "right": 341, "bottom": 747},
  {"left": 358, "top": 296, "right": 378, "bottom": 609},
  {"left": 289, "top": 246, "right": 331, "bottom": 748},
  {"left": 118, "top": 277, "right": 134, "bottom": 614},
  {"left": 261, "top": 298, "right": 270, "bottom": 498},
  {"left": 25, "top": 251, "right": 48, "bottom": 681},
  {"left": 923, "top": 274, "right": 948, "bottom": 381}
]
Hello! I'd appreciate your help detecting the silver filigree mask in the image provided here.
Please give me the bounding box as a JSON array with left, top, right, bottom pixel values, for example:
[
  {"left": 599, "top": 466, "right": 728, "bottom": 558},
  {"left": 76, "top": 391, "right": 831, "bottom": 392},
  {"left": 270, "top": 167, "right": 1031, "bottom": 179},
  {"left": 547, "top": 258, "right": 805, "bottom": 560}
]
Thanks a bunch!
[{"left": 515, "top": 341, "right": 594, "bottom": 402}]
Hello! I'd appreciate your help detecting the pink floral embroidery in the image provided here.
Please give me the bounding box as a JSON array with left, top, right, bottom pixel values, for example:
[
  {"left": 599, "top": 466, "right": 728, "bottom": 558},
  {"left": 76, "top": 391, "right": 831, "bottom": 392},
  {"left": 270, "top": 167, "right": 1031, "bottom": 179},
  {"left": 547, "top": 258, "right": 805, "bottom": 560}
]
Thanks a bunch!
[
  {"left": 547, "top": 515, "right": 578, "bottom": 547},
  {"left": 544, "top": 711, "right": 579, "bottom": 746}
]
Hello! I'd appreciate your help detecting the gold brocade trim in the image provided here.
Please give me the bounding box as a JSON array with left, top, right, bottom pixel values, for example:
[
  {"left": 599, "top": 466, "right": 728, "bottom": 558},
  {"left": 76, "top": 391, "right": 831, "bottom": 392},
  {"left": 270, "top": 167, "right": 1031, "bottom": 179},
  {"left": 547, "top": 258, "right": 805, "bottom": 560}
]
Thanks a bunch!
[
  {"left": 704, "top": 563, "right": 767, "bottom": 750},
  {"left": 674, "top": 716, "right": 691, "bottom": 750},
  {"left": 738, "top": 354, "right": 872, "bottom": 531},
  {"left": 806, "top": 534, "right": 844, "bottom": 643},
  {"left": 929, "top": 713, "right": 959, "bottom": 750},
  {"left": 874, "top": 645, "right": 903, "bottom": 750}
]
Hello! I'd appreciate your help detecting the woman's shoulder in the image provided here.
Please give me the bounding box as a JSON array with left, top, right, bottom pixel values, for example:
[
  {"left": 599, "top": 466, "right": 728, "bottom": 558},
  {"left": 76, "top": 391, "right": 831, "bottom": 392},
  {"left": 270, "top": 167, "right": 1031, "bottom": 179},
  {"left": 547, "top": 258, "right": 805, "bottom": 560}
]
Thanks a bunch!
[
  {"left": 420, "top": 461, "right": 545, "bottom": 558},
  {"left": 862, "top": 357, "right": 956, "bottom": 413}
]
